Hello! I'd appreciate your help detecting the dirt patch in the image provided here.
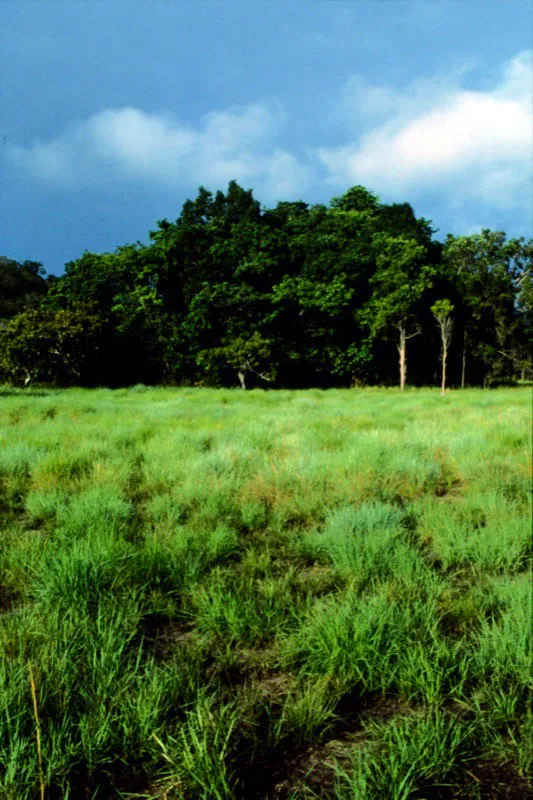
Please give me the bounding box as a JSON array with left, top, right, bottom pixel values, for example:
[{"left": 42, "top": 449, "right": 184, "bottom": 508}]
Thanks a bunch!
[
  {"left": 233, "top": 694, "right": 413, "bottom": 799},
  {"left": 137, "top": 613, "right": 197, "bottom": 660},
  {"left": 49, "top": 759, "right": 151, "bottom": 800},
  {"left": 452, "top": 758, "right": 533, "bottom": 799},
  {"left": 0, "top": 583, "right": 21, "bottom": 614}
]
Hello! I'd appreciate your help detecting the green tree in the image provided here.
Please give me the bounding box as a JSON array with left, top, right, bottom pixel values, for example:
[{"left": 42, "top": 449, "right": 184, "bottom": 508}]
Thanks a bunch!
[
  {"left": 431, "top": 299, "right": 454, "bottom": 395},
  {"left": 329, "top": 185, "right": 380, "bottom": 214},
  {"left": 198, "top": 331, "right": 274, "bottom": 389},
  {"left": 11, "top": 178, "right": 525, "bottom": 392},
  {"left": 271, "top": 197, "right": 377, "bottom": 386},
  {"left": 45, "top": 244, "right": 170, "bottom": 384},
  {"left": 0, "top": 256, "right": 47, "bottom": 320},
  {"left": 516, "top": 259, "right": 533, "bottom": 380},
  {"left": 364, "top": 235, "right": 434, "bottom": 390},
  {"left": 443, "top": 231, "right": 531, "bottom": 386},
  {"left": 0, "top": 306, "right": 102, "bottom": 386},
  {"left": 151, "top": 182, "right": 289, "bottom": 386},
  {"left": 0, "top": 257, "right": 49, "bottom": 383}
]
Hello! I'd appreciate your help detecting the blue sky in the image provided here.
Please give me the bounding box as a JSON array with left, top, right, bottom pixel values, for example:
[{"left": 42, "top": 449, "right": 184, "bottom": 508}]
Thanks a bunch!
[{"left": 2, "top": 0, "right": 532, "bottom": 275}]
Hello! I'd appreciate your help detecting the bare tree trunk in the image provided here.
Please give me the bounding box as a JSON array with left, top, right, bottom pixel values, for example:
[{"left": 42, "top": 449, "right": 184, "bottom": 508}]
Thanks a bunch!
[
  {"left": 398, "top": 323, "right": 406, "bottom": 391},
  {"left": 461, "top": 330, "right": 466, "bottom": 389},
  {"left": 432, "top": 302, "right": 453, "bottom": 396},
  {"left": 237, "top": 370, "right": 246, "bottom": 390}
]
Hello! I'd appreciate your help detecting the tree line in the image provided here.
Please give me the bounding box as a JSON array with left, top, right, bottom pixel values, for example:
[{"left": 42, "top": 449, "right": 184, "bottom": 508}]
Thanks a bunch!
[{"left": 1, "top": 182, "right": 531, "bottom": 390}]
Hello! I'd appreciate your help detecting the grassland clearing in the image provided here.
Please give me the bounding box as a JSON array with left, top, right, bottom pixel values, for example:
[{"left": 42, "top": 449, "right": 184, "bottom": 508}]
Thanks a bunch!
[{"left": 0, "top": 387, "right": 531, "bottom": 798}]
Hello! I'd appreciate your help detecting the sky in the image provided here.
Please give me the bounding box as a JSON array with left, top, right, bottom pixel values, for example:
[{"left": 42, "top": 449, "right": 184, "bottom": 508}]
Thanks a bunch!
[{"left": 1, "top": 0, "right": 532, "bottom": 275}]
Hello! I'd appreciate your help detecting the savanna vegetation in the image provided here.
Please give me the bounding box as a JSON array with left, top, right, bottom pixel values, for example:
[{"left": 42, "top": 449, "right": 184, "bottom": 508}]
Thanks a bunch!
[
  {"left": 1, "top": 386, "right": 531, "bottom": 798},
  {"left": 1, "top": 182, "right": 532, "bottom": 391}
]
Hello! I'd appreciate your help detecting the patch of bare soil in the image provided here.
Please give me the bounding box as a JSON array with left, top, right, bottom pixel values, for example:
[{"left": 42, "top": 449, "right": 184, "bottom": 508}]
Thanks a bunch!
[
  {"left": 137, "top": 612, "right": 197, "bottom": 660},
  {"left": 233, "top": 694, "right": 413, "bottom": 800},
  {"left": 49, "top": 760, "right": 151, "bottom": 800},
  {"left": 450, "top": 759, "right": 533, "bottom": 800},
  {"left": 0, "top": 583, "right": 20, "bottom": 614}
]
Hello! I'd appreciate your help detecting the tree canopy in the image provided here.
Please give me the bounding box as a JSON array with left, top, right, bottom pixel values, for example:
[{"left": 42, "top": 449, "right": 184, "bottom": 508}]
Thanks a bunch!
[{"left": 1, "top": 182, "right": 531, "bottom": 388}]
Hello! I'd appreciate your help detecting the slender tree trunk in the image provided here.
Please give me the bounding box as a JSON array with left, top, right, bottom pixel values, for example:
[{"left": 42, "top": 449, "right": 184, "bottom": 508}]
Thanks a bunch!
[
  {"left": 237, "top": 370, "right": 246, "bottom": 390},
  {"left": 461, "top": 330, "right": 467, "bottom": 389},
  {"left": 398, "top": 324, "right": 406, "bottom": 391},
  {"left": 433, "top": 304, "right": 453, "bottom": 396}
]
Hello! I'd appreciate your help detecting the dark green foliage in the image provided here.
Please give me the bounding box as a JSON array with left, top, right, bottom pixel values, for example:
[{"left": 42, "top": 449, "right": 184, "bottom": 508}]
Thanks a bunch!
[
  {"left": 442, "top": 230, "right": 532, "bottom": 386},
  {"left": 2, "top": 183, "right": 531, "bottom": 388},
  {"left": 0, "top": 306, "right": 102, "bottom": 386},
  {"left": 0, "top": 257, "right": 48, "bottom": 319}
]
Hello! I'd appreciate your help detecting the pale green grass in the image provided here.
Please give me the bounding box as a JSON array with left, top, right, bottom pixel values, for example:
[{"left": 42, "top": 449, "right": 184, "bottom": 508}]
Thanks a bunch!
[{"left": 0, "top": 386, "right": 531, "bottom": 798}]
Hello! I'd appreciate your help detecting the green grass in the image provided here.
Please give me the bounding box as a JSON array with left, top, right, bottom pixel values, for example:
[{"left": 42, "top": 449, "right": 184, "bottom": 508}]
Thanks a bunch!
[{"left": 0, "top": 386, "right": 531, "bottom": 798}]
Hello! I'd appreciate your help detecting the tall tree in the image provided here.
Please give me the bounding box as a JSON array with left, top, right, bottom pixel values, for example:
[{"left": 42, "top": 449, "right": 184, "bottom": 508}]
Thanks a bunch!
[
  {"left": 271, "top": 193, "right": 378, "bottom": 386},
  {"left": 516, "top": 260, "right": 533, "bottom": 380},
  {"left": 151, "top": 182, "right": 281, "bottom": 386},
  {"left": 443, "top": 231, "right": 531, "bottom": 386},
  {"left": 44, "top": 244, "right": 171, "bottom": 384},
  {"left": 364, "top": 235, "right": 434, "bottom": 390},
  {"left": 431, "top": 299, "right": 454, "bottom": 395},
  {"left": 0, "top": 257, "right": 49, "bottom": 383}
]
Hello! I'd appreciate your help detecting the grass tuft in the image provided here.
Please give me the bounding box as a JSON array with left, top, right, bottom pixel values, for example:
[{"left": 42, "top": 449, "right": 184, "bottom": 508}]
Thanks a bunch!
[{"left": 0, "top": 386, "right": 530, "bottom": 798}]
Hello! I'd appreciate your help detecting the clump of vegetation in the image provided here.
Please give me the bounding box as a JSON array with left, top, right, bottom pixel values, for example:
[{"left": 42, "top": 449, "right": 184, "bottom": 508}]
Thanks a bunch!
[
  {"left": 0, "top": 386, "right": 531, "bottom": 798},
  {"left": 1, "top": 185, "right": 531, "bottom": 391}
]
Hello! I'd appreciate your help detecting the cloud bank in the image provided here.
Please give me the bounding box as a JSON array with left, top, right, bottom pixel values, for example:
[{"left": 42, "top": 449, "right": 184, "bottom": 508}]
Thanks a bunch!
[
  {"left": 7, "top": 51, "right": 532, "bottom": 225},
  {"left": 318, "top": 50, "right": 533, "bottom": 213},
  {"left": 7, "top": 103, "right": 312, "bottom": 200}
]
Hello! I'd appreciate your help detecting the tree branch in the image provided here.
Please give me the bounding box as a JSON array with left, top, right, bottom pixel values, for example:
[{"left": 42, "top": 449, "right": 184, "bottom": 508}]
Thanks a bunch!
[
  {"left": 405, "top": 326, "right": 422, "bottom": 340},
  {"left": 251, "top": 368, "right": 273, "bottom": 382}
]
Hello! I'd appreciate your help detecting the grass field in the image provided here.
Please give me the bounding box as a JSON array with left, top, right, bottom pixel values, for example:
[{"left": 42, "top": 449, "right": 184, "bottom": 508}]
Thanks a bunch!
[{"left": 0, "top": 386, "right": 531, "bottom": 799}]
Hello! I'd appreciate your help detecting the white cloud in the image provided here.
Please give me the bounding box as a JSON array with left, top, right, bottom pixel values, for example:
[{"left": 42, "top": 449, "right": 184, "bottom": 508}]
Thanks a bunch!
[
  {"left": 318, "top": 50, "right": 533, "bottom": 213},
  {"left": 7, "top": 50, "right": 532, "bottom": 226},
  {"left": 7, "top": 103, "right": 312, "bottom": 200}
]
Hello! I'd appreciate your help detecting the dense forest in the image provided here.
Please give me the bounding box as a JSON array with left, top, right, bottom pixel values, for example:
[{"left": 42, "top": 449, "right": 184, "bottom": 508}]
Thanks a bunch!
[{"left": 1, "top": 182, "right": 531, "bottom": 389}]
